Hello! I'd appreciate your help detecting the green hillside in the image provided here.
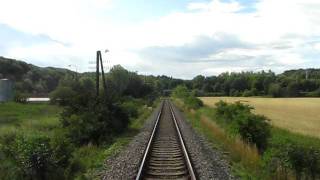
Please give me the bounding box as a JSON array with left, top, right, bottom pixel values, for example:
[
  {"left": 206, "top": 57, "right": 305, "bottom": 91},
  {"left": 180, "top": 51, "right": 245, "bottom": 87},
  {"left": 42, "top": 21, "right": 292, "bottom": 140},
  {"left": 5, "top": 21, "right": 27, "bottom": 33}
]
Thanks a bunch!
[{"left": 0, "top": 56, "right": 74, "bottom": 95}]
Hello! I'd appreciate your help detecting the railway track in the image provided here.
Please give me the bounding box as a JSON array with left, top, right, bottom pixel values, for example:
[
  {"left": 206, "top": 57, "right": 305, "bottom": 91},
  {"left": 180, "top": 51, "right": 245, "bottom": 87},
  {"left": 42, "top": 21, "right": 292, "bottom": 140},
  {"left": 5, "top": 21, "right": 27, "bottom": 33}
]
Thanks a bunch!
[{"left": 136, "top": 100, "right": 196, "bottom": 180}]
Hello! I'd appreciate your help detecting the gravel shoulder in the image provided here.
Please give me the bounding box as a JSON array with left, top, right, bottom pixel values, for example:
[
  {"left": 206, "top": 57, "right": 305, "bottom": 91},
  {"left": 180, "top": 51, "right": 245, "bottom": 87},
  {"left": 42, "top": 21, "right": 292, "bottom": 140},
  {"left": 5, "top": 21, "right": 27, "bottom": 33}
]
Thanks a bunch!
[
  {"left": 171, "top": 102, "right": 234, "bottom": 180},
  {"left": 101, "top": 100, "right": 234, "bottom": 179}
]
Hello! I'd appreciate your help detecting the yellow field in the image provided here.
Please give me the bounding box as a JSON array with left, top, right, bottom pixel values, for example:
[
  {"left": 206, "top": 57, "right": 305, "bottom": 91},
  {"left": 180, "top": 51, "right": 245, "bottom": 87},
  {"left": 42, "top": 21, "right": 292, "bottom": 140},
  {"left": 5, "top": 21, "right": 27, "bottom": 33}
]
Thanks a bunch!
[{"left": 200, "top": 97, "right": 320, "bottom": 138}]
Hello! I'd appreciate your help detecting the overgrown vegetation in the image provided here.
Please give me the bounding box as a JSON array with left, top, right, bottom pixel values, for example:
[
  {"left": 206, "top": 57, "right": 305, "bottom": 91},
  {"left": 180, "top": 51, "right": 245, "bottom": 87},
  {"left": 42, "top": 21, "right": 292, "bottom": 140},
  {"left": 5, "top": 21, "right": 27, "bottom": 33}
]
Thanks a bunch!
[
  {"left": 0, "top": 103, "right": 65, "bottom": 179},
  {"left": 172, "top": 85, "right": 203, "bottom": 109},
  {"left": 215, "top": 101, "right": 271, "bottom": 152},
  {"left": 0, "top": 64, "right": 159, "bottom": 179},
  {"left": 174, "top": 98, "right": 320, "bottom": 179}
]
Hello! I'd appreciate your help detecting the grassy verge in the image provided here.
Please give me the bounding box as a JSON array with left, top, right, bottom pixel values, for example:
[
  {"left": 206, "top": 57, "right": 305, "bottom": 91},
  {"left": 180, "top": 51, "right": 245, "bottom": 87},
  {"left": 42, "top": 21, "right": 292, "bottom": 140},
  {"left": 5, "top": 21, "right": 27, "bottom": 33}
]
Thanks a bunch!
[
  {"left": 173, "top": 98, "right": 320, "bottom": 179},
  {"left": 0, "top": 102, "right": 62, "bottom": 179},
  {"left": 0, "top": 102, "right": 61, "bottom": 137},
  {"left": 0, "top": 101, "right": 156, "bottom": 180}
]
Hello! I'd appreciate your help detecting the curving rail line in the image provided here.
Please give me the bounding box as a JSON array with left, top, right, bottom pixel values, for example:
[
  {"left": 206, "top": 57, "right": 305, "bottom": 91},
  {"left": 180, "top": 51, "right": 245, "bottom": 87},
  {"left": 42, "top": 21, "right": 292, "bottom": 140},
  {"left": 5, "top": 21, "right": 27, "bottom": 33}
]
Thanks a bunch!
[{"left": 136, "top": 99, "right": 196, "bottom": 180}]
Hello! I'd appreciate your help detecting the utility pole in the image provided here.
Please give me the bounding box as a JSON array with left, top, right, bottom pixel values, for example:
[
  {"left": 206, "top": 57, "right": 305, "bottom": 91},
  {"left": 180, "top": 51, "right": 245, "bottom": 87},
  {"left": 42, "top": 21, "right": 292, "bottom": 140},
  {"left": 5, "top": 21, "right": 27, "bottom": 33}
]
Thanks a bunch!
[
  {"left": 95, "top": 50, "right": 108, "bottom": 97},
  {"left": 96, "top": 51, "right": 100, "bottom": 97}
]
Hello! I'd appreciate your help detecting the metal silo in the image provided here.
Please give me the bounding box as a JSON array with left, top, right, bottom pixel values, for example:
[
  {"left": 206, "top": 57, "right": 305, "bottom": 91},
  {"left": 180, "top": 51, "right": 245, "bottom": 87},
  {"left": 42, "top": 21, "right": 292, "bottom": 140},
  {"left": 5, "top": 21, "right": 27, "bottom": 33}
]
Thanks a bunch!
[{"left": 0, "top": 79, "right": 14, "bottom": 102}]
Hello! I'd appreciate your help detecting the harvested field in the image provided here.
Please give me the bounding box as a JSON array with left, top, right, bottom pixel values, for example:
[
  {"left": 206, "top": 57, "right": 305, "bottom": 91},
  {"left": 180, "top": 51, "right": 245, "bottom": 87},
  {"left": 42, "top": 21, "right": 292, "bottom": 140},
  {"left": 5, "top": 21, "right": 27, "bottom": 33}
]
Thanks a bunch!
[{"left": 200, "top": 97, "right": 320, "bottom": 138}]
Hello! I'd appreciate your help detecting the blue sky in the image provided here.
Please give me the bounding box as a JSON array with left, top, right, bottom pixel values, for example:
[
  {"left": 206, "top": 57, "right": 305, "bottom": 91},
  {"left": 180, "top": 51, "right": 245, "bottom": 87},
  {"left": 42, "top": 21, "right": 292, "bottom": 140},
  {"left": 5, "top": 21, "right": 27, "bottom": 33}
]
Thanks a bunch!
[{"left": 0, "top": 0, "right": 320, "bottom": 79}]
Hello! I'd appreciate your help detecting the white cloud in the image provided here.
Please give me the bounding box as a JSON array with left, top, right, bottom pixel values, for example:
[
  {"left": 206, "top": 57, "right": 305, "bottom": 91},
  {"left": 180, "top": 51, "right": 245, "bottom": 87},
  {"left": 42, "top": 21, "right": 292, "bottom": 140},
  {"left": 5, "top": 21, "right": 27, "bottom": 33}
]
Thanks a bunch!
[
  {"left": 0, "top": 0, "right": 320, "bottom": 78},
  {"left": 188, "top": 0, "right": 242, "bottom": 12}
]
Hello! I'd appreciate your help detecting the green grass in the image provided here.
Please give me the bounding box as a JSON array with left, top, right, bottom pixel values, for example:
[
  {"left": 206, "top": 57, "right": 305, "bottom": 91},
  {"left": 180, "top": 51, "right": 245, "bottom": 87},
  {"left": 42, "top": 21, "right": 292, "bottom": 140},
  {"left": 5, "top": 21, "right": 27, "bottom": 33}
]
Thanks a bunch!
[
  {"left": 0, "top": 102, "right": 63, "bottom": 179},
  {"left": 271, "top": 127, "right": 320, "bottom": 149},
  {"left": 0, "top": 102, "right": 61, "bottom": 137},
  {"left": 130, "top": 106, "right": 153, "bottom": 130},
  {"left": 0, "top": 101, "right": 156, "bottom": 179}
]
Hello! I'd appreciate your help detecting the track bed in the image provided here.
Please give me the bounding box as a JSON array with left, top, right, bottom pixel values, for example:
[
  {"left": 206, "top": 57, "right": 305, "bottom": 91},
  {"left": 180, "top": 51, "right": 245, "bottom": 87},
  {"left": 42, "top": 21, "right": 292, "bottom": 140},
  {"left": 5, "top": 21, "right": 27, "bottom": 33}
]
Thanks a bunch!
[{"left": 136, "top": 100, "right": 196, "bottom": 180}]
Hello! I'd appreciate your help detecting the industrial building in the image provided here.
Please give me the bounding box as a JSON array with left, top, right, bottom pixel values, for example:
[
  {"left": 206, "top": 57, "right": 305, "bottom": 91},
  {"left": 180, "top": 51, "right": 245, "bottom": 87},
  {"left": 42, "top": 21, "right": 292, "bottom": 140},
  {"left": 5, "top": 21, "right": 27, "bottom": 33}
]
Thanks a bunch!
[{"left": 0, "top": 79, "right": 14, "bottom": 102}]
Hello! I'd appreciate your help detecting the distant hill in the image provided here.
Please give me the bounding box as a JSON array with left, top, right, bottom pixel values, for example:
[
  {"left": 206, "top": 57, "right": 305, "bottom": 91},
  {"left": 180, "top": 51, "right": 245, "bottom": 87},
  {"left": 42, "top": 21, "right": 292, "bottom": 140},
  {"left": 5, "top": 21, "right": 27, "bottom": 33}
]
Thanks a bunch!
[{"left": 0, "top": 56, "right": 74, "bottom": 96}]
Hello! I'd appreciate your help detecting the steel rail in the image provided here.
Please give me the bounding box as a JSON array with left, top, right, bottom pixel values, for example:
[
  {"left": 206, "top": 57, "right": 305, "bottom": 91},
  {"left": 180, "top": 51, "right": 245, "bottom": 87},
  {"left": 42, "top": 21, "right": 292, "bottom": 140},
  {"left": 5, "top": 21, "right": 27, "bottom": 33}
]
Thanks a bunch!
[
  {"left": 135, "top": 101, "right": 164, "bottom": 180},
  {"left": 135, "top": 100, "right": 197, "bottom": 180},
  {"left": 168, "top": 101, "right": 197, "bottom": 180}
]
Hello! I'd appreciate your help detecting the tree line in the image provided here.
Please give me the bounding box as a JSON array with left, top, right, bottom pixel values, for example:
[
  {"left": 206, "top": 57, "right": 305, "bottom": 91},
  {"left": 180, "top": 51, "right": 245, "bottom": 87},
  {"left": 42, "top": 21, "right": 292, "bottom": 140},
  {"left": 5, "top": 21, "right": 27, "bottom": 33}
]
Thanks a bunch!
[
  {"left": 1, "top": 56, "right": 320, "bottom": 98},
  {"left": 187, "top": 69, "right": 320, "bottom": 97}
]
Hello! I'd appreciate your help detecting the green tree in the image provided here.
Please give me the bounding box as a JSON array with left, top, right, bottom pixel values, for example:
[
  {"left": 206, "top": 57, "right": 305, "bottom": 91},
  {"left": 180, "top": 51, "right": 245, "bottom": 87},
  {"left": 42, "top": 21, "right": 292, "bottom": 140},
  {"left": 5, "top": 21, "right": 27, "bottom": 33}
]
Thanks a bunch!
[
  {"left": 107, "top": 65, "right": 129, "bottom": 96},
  {"left": 172, "top": 85, "right": 190, "bottom": 98},
  {"left": 268, "top": 83, "right": 282, "bottom": 97},
  {"left": 50, "top": 87, "right": 76, "bottom": 106}
]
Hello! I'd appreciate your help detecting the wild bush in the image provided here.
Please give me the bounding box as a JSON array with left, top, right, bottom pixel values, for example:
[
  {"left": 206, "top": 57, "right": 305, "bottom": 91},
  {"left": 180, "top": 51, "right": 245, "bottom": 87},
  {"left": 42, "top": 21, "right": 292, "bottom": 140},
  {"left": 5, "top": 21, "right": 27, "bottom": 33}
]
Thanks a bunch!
[
  {"left": 233, "top": 113, "right": 270, "bottom": 152},
  {"left": 1, "top": 132, "right": 74, "bottom": 180},
  {"left": 263, "top": 140, "right": 320, "bottom": 180},
  {"left": 215, "top": 101, "right": 252, "bottom": 123},
  {"left": 121, "top": 100, "right": 139, "bottom": 119},
  {"left": 184, "top": 96, "right": 203, "bottom": 109},
  {"left": 50, "top": 130, "right": 74, "bottom": 170},
  {"left": 172, "top": 85, "right": 203, "bottom": 110},
  {"left": 10, "top": 135, "right": 55, "bottom": 179},
  {"left": 61, "top": 98, "right": 129, "bottom": 145},
  {"left": 49, "top": 86, "right": 76, "bottom": 106},
  {"left": 215, "top": 101, "right": 270, "bottom": 152},
  {"left": 172, "top": 85, "right": 190, "bottom": 98}
]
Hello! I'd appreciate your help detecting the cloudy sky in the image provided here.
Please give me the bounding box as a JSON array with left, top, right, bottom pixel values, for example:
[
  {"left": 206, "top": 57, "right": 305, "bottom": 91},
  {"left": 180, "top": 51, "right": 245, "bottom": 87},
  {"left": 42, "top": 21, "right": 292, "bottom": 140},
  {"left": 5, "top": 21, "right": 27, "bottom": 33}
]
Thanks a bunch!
[{"left": 0, "top": 0, "right": 320, "bottom": 79}]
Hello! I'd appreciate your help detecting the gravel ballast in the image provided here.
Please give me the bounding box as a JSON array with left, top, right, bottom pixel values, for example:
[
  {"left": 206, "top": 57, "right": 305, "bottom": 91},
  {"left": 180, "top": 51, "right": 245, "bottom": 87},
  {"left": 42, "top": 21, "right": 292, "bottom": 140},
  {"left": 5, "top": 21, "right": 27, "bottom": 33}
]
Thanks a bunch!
[
  {"left": 101, "top": 100, "right": 234, "bottom": 179},
  {"left": 101, "top": 102, "right": 163, "bottom": 180},
  {"left": 171, "top": 102, "right": 234, "bottom": 180}
]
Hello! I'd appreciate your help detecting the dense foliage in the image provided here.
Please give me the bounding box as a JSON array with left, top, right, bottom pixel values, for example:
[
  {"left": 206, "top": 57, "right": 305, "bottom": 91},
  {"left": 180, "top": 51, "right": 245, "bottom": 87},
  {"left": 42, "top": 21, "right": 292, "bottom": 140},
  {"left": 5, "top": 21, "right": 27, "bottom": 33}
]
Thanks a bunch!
[
  {"left": 57, "top": 78, "right": 130, "bottom": 145},
  {"left": 172, "top": 85, "right": 203, "bottom": 109},
  {"left": 189, "top": 69, "right": 320, "bottom": 97},
  {"left": 0, "top": 62, "right": 159, "bottom": 179},
  {"left": 262, "top": 129, "right": 320, "bottom": 180},
  {"left": 0, "top": 131, "right": 73, "bottom": 180},
  {"left": 215, "top": 101, "right": 271, "bottom": 152},
  {"left": 213, "top": 101, "right": 320, "bottom": 179},
  {"left": 51, "top": 65, "right": 156, "bottom": 146}
]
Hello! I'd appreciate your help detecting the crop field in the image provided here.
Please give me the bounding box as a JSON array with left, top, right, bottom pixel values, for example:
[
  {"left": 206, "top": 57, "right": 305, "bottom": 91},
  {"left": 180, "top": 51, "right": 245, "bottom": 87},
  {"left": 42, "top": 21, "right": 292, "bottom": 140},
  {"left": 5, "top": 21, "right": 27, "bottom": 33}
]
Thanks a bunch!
[{"left": 200, "top": 97, "right": 320, "bottom": 138}]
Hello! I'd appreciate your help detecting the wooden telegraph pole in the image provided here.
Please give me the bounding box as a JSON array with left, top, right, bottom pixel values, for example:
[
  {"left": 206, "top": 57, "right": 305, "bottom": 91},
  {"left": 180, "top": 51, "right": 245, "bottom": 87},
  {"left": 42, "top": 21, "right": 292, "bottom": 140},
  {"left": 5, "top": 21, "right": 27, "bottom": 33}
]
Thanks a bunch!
[{"left": 96, "top": 50, "right": 107, "bottom": 97}]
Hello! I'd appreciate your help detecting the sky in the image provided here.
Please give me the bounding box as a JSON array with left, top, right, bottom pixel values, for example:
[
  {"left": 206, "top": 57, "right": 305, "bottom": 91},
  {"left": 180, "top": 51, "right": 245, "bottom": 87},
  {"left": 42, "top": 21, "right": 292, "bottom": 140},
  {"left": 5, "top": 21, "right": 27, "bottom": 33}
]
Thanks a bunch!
[{"left": 0, "top": 0, "right": 320, "bottom": 79}]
